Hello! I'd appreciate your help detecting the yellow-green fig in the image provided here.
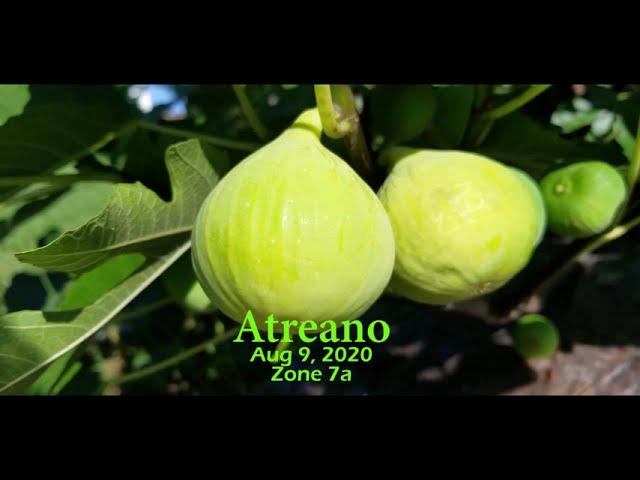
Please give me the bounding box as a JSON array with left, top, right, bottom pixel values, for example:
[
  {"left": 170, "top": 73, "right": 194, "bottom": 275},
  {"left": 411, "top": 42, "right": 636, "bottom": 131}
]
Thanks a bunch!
[
  {"left": 377, "top": 148, "right": 543, "bottom": 305},
  {"left": 510, "top": 168, "right": 547, "bottom": 245},
  {"left": 540, "top": 161, "right": 627, "bottom": 238},
  {"left": 163, "top": 253, "right": 215, "bottom": 314},
  {"left": 511, "top": 314, "right": 559, "bottom": 360},
  {"left": 371, "top": 85, "right": 437, "bottom": 144},
  {"left": 191, "top": 108, "right": 395, "bottom": 330}
]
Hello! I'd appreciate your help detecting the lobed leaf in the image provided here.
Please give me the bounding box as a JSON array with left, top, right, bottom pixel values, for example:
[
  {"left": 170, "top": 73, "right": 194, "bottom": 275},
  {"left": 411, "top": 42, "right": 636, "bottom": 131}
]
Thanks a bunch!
[{"left": 15, "top": 140, "right": 220, "bottom": 273}]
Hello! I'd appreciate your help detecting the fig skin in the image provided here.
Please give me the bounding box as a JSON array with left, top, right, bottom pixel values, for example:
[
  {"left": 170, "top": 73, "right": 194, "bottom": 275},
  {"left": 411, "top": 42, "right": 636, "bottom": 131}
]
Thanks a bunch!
[
  {"left": 191, "top": 108, "right": 395, "bottom": 330},
  {"left": 371, "top": 85, "right": 437, "bottom": 144},
  {"left": 377, "top": 148, "right": 542, "bottom": 305},
  {"left": 511, "top": 314, "right": 559, "bottom": 360},
  {"left": 540, "top": 161, "right": 627, "bottom": 238},
  {"left": 510, "top": 168, "right": 547, "bottom": 246},
  {"left": 163, "top": 253, "right": 215, "bottom": 314}
]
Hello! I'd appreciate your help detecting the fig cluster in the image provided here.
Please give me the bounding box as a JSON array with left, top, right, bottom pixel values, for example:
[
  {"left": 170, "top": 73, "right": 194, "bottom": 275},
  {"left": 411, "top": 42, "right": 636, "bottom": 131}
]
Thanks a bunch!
[{"left": 189, "top": 99, "right": 626, "bottom": 331}]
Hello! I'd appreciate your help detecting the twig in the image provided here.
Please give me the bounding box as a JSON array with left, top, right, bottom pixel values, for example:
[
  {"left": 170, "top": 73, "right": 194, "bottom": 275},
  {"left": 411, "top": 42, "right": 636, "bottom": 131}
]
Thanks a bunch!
[
  {"left": 232, "top": 85, "right": 270, "bottom": 141},
  {"left": 482, "top": 85, "right": 552, "bottom": 121},
  {"left": 511, "top": 214, "right": 640, "bottom": 318},
  {"left": 106, "top": 326, "right": 240, "bottom": 386},
  {"left": 135, "top": 121, "right": 261, "bottom": 152}
]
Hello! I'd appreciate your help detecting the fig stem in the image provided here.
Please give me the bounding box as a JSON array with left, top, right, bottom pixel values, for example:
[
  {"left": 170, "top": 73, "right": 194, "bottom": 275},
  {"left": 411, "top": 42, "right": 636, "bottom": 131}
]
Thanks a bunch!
[
  {"left": 315, "top": 85, "right": 374, "bottom": 181},
  {"left": 314, "top": 85, "right": 355, "bottom": 139},
  {"left": 474, "top": 84, "right": 493, "bottom": 109},
  {"left": 482, "top": 85, "right": 552, "bottom": 120},
  {"left": 135, "top": 121, "right": 262, "bottom": 152},
  {"left": 472, "top": 118, "right": 495, "bottom": 147},
  {"left": 231, "top": 85, "right": 271, "bottom": 141},
  {"left": 106, "top": 325, "right": 240, "bottom": 386},
  {"left": 512, "top": 213, "right": 640, "bottom": 318},
  {"left": 626, "top": 116, "right": 640, "bottom": 190}
]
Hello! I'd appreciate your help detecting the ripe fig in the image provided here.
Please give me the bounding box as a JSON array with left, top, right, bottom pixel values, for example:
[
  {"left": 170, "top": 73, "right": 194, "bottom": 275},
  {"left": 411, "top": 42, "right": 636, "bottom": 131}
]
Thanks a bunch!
[
  {"left": 510, "top": 168, "right": 547, "bottom": 245},
  {"left": 377, "top": 148, "right": 543, "bottom": 305},
  {"left": 371, "top": 85, "right": 437, "bottom": 144},
  {"left": 540, "top": 161, "right": 627, "bottom": 238},
  {"left": 191, "top": 108, "right": 395, "bottom": 330},
  {"left": 510, "top": 314, "right": 559, "bottom": 360},
  {"left": 163, "top": 253, "right": 215, "bottom": 314}
]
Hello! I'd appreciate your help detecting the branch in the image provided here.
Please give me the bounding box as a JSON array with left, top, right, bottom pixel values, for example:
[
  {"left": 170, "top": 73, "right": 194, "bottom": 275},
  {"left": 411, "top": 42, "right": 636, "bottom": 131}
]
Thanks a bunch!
[
  {"left": 135, "top": 121, "right": 261, "bottom": 152},
  {"left": 627, "top": 116, "right": 640, "bottom": 191},
  {"left": 106, "top": 326, "right": 240, "bottom": 386},
  {"left": 232, "top": 85, "right": 270, "bottom": 141},
  {"left": 482, "top": 85, "right": 552, "bottom": 120},
  {"left": 509, "top": 214, "right": 640, "bottom": 319}
]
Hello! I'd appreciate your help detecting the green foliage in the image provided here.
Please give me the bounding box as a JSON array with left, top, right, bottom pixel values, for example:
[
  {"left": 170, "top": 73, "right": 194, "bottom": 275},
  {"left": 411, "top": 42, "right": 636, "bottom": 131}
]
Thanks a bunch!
[
  {"left": 0, "top": 86, "right": 131, "bottom": 202},
  {"left": 0, "top": 242, "right": 190, "bottom": 394},
  {"left": 16, "top": 140, "right": 220, "bottom": 273},
  {"left": 26, "top": 350, "right": 78, "bottom": 395},
  {"left": 371, "top": 84, "right": 437, "bottom": 144},
  {"left": 476, "top": 112, "right": 626, "bottom": 178},
  {"left": 0, "top": 85, "right": 30, "bottom": 126},
  {"left": 58, "top": 253, "right": 147, "bottom": 310},
  {"left": 0, "top": 181, "right": 114, "bottom": 312},
  {"left": 425, "top": 85, "right": 475, "bottom": 148},
  {"left": 1, "top": 127, "right": 220, "bottom": 393},
  {"left": 1, "top": 84, "right": 639, "bottom": 395},
  {"left": 162, "top": 253, "right": 214, "bottom": 314}
]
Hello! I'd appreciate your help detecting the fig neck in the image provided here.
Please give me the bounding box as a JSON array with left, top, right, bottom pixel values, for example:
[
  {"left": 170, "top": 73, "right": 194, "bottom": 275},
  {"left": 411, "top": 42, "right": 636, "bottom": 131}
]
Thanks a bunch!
[{"left": 283, "top": 108, "right": 324, "bottom": 141}]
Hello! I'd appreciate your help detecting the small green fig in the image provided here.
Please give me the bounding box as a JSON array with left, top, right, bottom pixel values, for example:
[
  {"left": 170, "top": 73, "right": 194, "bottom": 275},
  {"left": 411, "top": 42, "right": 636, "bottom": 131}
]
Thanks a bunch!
[
  {"left": 540, "top": 161, "right": 627, "bottom": 238},
  {"left": 511, "top": 314, "right": 559, "bottom": 360},
  {"left": 377, "top": 148, "right": 543, "bottom": 305},
  {"left": 510, "top": 168, "right": 547, "bottom": 246},
  {"left": 163, "top": 253, "right": 215, "bottom": 314},
  {"left": 191, "top": 108, "right": 395, "bottom": 330},
  {"left": 371, "top": 84, "right": 437, "bottom": 144}
]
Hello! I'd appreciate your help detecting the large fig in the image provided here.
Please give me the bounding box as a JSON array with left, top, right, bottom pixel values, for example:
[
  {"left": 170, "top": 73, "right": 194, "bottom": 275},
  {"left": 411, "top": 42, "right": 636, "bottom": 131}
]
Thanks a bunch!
[
  {"left": 377, "top": 147, "right": 543, "bottom": 305},
  {"left": 510, "top": 167, "right": 547, "bottom": 246},
  {"left": 192, "top": 109, "right": 395, "bottom": 330}
]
